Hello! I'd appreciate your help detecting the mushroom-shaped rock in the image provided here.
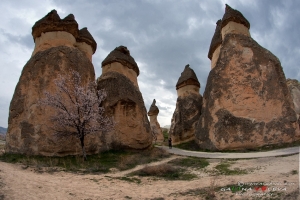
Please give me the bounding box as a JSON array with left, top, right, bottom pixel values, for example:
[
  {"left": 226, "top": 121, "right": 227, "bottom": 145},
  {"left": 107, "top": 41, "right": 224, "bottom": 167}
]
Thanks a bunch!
[
  {"left": 195, "top": 5, "right": 300, "bottom": 151},
  {"left": 6, "top": 10, "right": 99, "bottom": 156},
  {"left": 75, "top": 27, "right": 97, "bottom": 61},
  {"left": 148, "top": 99, "right": 164, "bottom": 143},
  {"left": 287, "top": 79, "right": 300, "bottom": 116},
  {"left": 148, "top": 99, "right": 159, "bottom": 116},
  {"left": 97, "top": 46, "right": 152, "bottom": 150},
  {"left": 102, "top": 46, "right": 140, "bottom": 87},
  {"left": 176, "top": 64, "right": 200, "bottom": 89},
  {"left": 221, "top": 4, "right": 250, "bottom": 29},
  {"left": 170, "top": 65, "right": 203, "bottom": 145},
  {"left": 77, "top": 27, "right": 97, "bottom": 54},
  {"left": 31, "top": 10, "right": 81, "bottom": 57},
  {"left": 102, "top": 46, "right": 139, "bottom": 76},
  {"left": 176, "top": 64, "right": 200, "bottom": 98},
  {"left": 32, "top": 10, "right": 79, "bottom": 40},
  {"left": 221, "top": 4, "right": 250, "bottom": 39}
]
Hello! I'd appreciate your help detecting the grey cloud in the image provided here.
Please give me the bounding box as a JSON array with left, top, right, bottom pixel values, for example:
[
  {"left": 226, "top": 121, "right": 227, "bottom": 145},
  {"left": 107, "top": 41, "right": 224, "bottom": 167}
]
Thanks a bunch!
[{"left": 1, "top": 0, "right": 300, "bottom": 127}]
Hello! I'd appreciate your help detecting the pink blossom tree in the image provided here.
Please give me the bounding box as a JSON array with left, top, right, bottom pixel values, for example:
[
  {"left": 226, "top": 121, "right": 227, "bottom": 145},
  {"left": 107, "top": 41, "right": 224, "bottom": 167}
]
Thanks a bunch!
[{"left": 38, "top": 69, "right": 114, "bottom": 161}]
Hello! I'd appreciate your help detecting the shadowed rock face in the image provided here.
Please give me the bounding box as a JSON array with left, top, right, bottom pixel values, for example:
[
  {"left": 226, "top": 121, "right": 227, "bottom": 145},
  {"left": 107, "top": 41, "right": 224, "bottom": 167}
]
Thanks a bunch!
[
  {"left": 148, "top": 99, "right": 164, "bottom": 143},
  {"left": 208, "top": 20, "right": 222, "bottom": 60},
  {"left": 195, "top": 5, "right": 300, "bottom": 151},
  {"left": 170, "top": 65, "right": 203, "bottom": 144},
  {"left": 6, "top": 11, "right": 100, "bottom": 156},
  {"left": 170, "top": 94, "right": 203, "bottom": 144},
  {"left": 287, "top": 79, "right": 300, "bottom": 115},
  {"left": 97, "top": 46, "right": 152, "bottom": 150}
]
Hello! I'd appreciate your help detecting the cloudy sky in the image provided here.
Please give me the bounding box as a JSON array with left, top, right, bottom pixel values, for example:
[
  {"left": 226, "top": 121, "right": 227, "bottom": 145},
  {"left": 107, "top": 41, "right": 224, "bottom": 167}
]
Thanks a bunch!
[{"left": 1, "top": 0, "right": 300, "bottom": 128}]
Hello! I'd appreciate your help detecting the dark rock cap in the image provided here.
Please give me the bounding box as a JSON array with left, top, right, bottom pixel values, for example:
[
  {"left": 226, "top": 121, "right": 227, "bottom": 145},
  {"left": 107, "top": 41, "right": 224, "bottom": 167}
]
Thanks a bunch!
[
  {"left": 102, "top": 46, "right": 139, "bottom": 76},
  {"left": 208, "top": 20, "right": 222, "bottom": 60},
  {"left": 221, "top": 4, "right": 250, "bottom": 29},
  {"left": 77, "top": 28, "right": 97, "bottom": 53},
  {"left": 32, "top": 10, "right": 79, "bottom": 40},
  {"left": 148, "top": 99, "right": 159, "bottom": 116},
  {"left": 287, "top": 78, "right": 300, "bottom": 88},
  {"left": 176, "top": 65, "right": 200, "bottom": 90}
]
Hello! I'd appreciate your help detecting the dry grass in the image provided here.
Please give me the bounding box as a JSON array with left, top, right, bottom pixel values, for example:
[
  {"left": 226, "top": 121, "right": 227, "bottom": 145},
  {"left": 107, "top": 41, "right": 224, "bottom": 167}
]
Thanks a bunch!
[
  {"left": 0, "top": 147, "right": 170, "bottom": 174},
  {"left": 131, "top": 163, "right": 197, "bottom": 180},
  {"left": 139, "top": 164, "right": 177, "bottom": 176}
]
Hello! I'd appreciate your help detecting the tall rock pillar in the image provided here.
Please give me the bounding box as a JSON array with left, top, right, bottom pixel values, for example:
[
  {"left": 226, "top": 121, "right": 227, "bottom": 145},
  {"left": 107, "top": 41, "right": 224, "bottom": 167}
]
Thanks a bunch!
[
  {"left": 169, "top": 65, "right": 203, "bottom": 144},
  {"left": 5, "top": 10, "right": 100, "bottom": 156},
  {"left": 286, "top": 79, "right": 300, "bottom": 117},
  {"left": 195, "top": 5, "right": 300, "bottom": 151},
  {"left": 148, "top": 99, "right": 164, "bottom": 143},
  {"left": 97, "top": 46, "right": 152, "bottom": 149}
]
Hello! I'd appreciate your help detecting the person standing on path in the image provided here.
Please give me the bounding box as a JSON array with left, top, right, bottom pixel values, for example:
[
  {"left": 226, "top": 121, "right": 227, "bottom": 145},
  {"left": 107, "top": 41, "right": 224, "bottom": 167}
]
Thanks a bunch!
[{"left": 168, "top": 138, "right": 172, "bottom": 149}]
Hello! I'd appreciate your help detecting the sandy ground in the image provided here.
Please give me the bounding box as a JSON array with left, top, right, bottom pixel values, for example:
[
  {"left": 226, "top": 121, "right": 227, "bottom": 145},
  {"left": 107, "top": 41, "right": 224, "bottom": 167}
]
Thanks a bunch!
[{"left": 0, "top": 141, "right": 299, "bottom": 200}]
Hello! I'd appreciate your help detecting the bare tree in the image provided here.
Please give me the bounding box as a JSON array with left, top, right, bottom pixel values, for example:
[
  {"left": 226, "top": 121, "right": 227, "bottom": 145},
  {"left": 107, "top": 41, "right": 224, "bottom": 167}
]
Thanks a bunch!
[{"left": 38, "top": 69, "right": 114, "bottom": 161}]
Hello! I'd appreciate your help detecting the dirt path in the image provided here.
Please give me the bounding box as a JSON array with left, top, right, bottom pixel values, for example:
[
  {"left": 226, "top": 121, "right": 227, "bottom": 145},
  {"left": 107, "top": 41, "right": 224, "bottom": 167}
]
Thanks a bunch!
[
  {"left": 159, "top": 146, "right": 300, "bottom": 158},
  {"left": 1, "top": 153, "right": 299, "bottom": 200}
]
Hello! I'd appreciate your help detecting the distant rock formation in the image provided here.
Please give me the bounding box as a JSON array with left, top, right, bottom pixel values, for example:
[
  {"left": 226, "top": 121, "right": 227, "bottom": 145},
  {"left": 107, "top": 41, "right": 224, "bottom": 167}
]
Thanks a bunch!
[
  {"left": 97, "top": 46, "right": 152, "bottom": 149},
  {"left": 5, "top": 10, "right": 102, "bottom": 156},
  {"left": 195, "top": 5, "right": 300, "bottom": 151},
  {"left": 287, "top": 79, "right": 300, "bottom": 116},
  {"left": 148, "top": 99, "right": 164, "bottom": 143},
  {"left": 0, "top": 127, "right": 6, "bottom": 141},
  {"left": 169, "top": 65, "right": 203, "bottom": 144},
  {"left": 0, "top": 127, "right": 7, "bottom": 134}
]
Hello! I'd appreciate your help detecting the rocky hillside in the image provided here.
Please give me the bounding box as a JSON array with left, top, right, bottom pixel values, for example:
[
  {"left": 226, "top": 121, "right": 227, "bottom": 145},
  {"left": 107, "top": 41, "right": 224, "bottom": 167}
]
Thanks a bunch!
[
  {"left": 0, "top": 127, "right": 7, "bottom": 134},
  {"left": 0, "top": 127, "right": 6, "bottom": 141}
]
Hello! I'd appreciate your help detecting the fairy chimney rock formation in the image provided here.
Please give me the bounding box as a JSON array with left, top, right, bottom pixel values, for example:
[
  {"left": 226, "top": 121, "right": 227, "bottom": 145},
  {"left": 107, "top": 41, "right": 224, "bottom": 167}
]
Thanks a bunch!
[
  {"left": 287, "top": 79, "right": 300, "bottom": 116},
  {"left": 5, "top": 10, "right": 101, "bottom": 156},
  {"left": 176, "top": 64, "right": 200, "bottom": 97},
  {"left": 208, "top": 20, "right": 222, "bottom": 69},
  {"left": 221, "top": 4, "right": 250, "bottom": 39},
  {"left": 169, "top": 65, "right": 203, "bottom": 144},
  {"left": 32, "top": 10, "right": 96, "bottom": 61},
  {"left": 148, "top": 99, "right": 164, "bottom": 143},
  {"left": 97, "top": 46, "right": 152, "bottom": 149},
  {"left": 102, "top": 46, "right": 139, "bottom": 87},
  {"left": 195, "top": 5, "right": 300, "bottom": 151}
]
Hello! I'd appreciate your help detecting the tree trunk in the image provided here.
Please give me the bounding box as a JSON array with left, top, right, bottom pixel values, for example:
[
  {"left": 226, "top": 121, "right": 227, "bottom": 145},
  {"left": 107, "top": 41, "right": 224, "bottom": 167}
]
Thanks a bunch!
[{"left": 80, "top": 137, "right": 87, "bottom": 161}]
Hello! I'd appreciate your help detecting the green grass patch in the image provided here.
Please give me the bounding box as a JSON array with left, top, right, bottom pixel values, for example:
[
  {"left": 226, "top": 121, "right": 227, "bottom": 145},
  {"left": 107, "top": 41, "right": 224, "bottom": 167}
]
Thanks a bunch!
[
  {"left": 168, "top": 157, "right": 209, "bottom": 169},
  {"left": 0, "top": 147, "right": 170, "bottom": 174},
  {"left": 162, "top": 130, "right": 168, "bottom": 142},
  {"left": 215, "top": 162, "right": 247, "bottom": 175}
]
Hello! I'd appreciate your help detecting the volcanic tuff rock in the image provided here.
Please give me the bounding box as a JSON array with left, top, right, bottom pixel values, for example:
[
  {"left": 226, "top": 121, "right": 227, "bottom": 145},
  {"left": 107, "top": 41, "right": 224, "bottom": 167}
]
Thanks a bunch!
[
  {"left": 287, "top": 79, "right": 300, "bottom": 116},
  {"left": 5, "top": 10, "right": 101, "bottom": 156},
  {"left": 208, "top": 19, "right": 222, "bottom": 60},
  {"left": 32, "top": 10, "right": 96, "bottom": 61},
  {"left": 170, "top": 65, "right": 203, "bottom": 144},
  {"left": 97, "top": 46, "right": 152, "bottom": 149},
  {"left": 148, "top": 99, "right": 164, "bottom": 143},
  {"left": 195, "top": 5, "right": 300, "bottom": 151}
]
